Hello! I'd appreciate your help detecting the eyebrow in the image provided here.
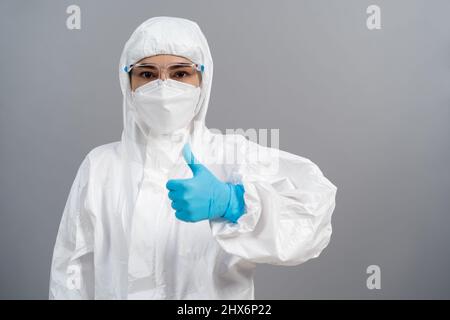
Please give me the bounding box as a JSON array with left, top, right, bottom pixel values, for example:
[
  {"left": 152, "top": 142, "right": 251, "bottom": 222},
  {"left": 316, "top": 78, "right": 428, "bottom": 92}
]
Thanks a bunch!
[
  {"left": 133, "top": 64, "right": 158, "bottom": 69},
  {"left": 135, "top": 62, "right": 193, "bottom": 67}
]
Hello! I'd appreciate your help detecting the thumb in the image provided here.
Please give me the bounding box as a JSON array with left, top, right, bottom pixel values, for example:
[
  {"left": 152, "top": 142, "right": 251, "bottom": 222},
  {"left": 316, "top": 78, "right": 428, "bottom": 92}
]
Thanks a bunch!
[{"left": 182, "top": 143, "right": 203, "bottom": 176}]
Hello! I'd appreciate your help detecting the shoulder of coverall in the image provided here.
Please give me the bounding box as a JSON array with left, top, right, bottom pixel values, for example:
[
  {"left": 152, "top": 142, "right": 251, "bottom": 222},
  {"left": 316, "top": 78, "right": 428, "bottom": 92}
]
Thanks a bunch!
[{"left": 83, "top": 141, "right": 122, "bottom": 177}]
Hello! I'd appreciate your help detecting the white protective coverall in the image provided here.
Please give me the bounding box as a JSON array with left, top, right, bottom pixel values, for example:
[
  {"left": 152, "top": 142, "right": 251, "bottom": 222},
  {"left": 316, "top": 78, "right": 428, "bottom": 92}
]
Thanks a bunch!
[{"left": 49, "top": 16, "right": 337, "bottom": 299}]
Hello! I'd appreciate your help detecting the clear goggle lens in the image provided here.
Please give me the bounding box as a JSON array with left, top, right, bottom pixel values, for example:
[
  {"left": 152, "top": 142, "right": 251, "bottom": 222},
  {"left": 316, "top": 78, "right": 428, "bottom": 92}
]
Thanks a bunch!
[{"left": 126, "top": 63, "right": 204, "bottom": 86}]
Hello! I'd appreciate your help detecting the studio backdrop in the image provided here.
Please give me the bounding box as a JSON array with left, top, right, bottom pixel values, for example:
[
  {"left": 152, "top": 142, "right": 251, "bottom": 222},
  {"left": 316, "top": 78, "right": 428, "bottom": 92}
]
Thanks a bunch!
[{"left": 0, "top": 0, "right": 449, "bottom": 299}]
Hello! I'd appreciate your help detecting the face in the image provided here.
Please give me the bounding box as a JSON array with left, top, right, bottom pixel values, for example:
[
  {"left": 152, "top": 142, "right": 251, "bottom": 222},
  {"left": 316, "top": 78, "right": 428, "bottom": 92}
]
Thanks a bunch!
[{"left": 129, "top": 54, "right": 202, "bottom": 91}]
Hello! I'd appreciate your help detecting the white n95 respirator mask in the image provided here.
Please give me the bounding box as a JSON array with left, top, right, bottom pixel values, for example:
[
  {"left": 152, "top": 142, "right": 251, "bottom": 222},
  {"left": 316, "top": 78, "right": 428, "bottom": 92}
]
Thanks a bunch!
[{"left": 131, "top": 79, "right": 201, "bottom": 134}]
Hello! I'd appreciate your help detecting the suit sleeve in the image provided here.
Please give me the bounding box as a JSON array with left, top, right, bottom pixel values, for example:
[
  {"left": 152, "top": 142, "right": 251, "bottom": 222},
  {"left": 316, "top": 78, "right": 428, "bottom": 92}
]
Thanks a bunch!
[
  {"left": 49, "top": 155, "right": 95, "bottom": 299},
  {"left": 210, "top": 137, "right": 337, "bottom": 266}
]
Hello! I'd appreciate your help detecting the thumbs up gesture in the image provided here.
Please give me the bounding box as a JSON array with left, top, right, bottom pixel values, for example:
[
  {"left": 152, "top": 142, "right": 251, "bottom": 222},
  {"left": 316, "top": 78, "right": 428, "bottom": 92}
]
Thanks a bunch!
[{"left": 166, "top": 143, "right": 245, "bottom": 223}]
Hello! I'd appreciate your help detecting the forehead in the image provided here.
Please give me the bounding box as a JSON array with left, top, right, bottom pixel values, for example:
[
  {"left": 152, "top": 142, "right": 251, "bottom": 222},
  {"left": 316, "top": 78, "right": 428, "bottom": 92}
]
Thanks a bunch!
[{"left": 136, "top": 54, "right": 193, "bottom": 65}]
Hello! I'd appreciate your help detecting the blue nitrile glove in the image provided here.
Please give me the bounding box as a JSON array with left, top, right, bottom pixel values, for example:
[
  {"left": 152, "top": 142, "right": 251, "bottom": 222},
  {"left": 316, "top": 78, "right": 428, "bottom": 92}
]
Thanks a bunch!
[{"left": 166, "top": 143, "right": 245, "bottom": 223}]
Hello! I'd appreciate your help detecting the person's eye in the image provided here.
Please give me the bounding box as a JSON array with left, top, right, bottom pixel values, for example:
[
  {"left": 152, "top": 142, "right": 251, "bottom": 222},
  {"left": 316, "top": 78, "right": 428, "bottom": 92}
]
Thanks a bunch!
[
  {"left": 140, "top": 71, "right": 157, "bottom": 79},
  {"left": 173, "top": 71, "right": 189, "bottom": 78}
]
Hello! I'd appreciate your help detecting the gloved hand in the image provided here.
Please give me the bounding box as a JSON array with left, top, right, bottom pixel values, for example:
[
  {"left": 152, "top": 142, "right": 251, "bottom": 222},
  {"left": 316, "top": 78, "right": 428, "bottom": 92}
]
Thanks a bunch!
[{"left": 166, "top": 143, "right": 245, "bottom": 223}]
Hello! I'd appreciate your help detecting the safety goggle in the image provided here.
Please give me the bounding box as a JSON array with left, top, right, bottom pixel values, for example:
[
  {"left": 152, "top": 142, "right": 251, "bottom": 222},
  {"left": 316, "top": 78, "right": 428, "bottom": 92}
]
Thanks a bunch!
[{"left": 123, "top": 62, "right": 204, "bottom": 76}]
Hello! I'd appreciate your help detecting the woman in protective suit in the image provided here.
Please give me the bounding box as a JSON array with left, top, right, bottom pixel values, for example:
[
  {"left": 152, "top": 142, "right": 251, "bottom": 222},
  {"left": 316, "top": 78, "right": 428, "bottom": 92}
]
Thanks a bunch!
[{"left": 49, "top": 16, "right": 337, "bottom": 299}]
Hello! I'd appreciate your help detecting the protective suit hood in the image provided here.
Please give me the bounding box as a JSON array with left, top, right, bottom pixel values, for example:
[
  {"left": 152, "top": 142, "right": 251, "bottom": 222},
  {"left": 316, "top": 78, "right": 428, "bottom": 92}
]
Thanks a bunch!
[{"left": 118, "top": 16, "right": 214, "bottom": 164}]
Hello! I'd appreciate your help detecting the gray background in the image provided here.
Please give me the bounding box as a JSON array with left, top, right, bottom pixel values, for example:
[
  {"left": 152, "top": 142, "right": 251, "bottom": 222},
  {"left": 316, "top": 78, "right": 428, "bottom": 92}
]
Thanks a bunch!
[{"left": 1, "top": 0, "right": 449, "bottom": 299}]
